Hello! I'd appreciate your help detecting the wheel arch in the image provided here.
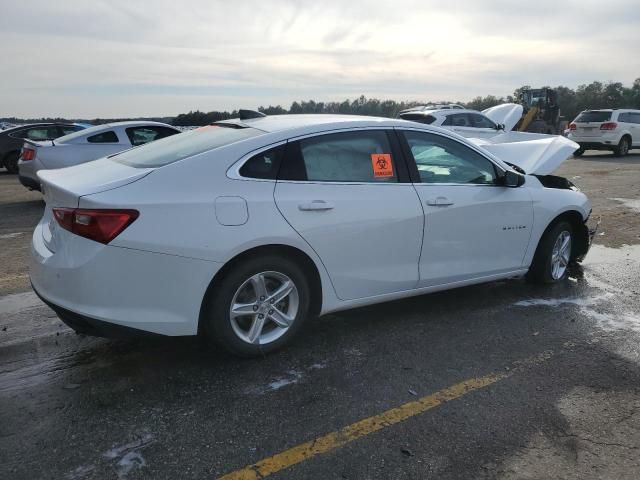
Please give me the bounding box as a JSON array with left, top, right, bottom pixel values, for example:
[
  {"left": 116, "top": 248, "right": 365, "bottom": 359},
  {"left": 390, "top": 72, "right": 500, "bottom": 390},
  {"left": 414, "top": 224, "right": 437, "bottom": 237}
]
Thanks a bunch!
[
  {"left": 198, "top": 244, "right": 324, "bottom": 334},
  {"left": 537, "top": 209, "right": 589, "bottom": 262}
]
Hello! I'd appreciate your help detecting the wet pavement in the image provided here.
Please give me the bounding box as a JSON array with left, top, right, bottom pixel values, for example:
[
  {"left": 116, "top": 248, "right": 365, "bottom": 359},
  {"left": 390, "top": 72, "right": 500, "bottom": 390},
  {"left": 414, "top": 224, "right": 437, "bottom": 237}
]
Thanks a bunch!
[{"left": 1, "top": 153, "right": 640, "bottom": 480}]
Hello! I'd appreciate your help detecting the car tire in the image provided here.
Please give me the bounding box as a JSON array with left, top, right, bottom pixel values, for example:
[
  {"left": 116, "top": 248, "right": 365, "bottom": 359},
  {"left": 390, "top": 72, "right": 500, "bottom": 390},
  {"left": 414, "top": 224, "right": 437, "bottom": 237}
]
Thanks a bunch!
[
  {"left": 203, "top": 255, "right": 311, "bottom": 357},
  {"left": 573, "top": 148, "right": 584, "bottom": 157},
  {"left": 526, "top": 221, "right": 573, "bottom": 284},
  {"left": 3, "top": 151, "right": 19, "bottom": 174},
  {"left": 614, "top": 136, "right": 630, "bottom": 157}
]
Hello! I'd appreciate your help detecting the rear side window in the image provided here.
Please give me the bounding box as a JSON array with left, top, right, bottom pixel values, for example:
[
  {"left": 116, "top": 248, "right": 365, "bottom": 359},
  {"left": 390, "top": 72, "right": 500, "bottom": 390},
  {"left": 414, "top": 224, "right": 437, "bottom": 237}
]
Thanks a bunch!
[
  {"left": 400, "top": 114, "right": 436, "bottom": 125},
  {"left": 112, "top": 125, "right": 262, "bottom": 168},
  {"left": 631, "top": 113, "right": 640, "bottom": 124},
  {"left": 87, "top": 131, "right": 119, "bottom": 143},
  {"left": 282, "top": 130, "right": 397, "bottom": 183},
  {"left": 575, "top": 111, "right": 611, "bottom": 123},
  {"left": 239, "top": 145, "right": 284, "bottom": 179}
]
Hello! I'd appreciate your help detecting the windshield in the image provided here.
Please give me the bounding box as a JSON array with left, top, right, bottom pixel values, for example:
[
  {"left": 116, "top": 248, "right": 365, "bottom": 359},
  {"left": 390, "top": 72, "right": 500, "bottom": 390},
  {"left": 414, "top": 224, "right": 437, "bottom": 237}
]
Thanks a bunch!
[
  {"left": 112, "top": 125, "right": 263, "bottom": 168},
  {"left": 56, "top": 124, "right": 110, "bottom": 143},
  {"left": 575, "top": 111, "right": 612, "bottom": 123}
]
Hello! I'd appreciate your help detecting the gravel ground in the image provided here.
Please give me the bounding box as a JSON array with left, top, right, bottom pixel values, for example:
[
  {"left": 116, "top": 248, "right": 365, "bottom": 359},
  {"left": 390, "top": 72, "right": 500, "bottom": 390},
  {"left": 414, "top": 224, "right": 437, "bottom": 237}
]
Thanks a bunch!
[{"left": 0, "top": 150, "right": 639, "bottom": 480}]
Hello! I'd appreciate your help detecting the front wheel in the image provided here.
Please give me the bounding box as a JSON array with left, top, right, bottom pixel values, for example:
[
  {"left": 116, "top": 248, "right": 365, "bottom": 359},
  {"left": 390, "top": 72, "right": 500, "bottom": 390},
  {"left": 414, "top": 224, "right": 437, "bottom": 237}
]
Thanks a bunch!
[
  {"left": 203, "top": 255, "right": 311, "bottom": 357},
  {"left": 573, "top": 147, "right": 584, "bottom": 157},
  {"left": 527, "top": 221, "right": 573, "bottom": 284}
]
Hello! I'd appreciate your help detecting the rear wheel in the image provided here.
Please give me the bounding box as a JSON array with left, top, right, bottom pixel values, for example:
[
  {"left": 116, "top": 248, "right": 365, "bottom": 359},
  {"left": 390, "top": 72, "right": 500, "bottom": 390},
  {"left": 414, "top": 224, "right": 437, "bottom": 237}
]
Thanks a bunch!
[
  {"left": 203, "top": 255, "right": 311, "bottom": 357},
  {"left": 3, "top": 151, "right": 19, "bottom": 174},
  {"left": 614, "top": 136, "right": 630, "bottom": 157},
  {"left": 527, "top": 221, "right": 573, "bottom": 284}
]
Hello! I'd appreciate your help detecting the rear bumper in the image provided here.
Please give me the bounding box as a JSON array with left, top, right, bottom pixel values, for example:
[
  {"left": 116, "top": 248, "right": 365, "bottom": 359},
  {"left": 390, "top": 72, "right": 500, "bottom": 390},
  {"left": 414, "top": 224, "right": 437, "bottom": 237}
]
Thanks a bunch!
[
  {"left": 31, "top": 217, "right": 222, "bottom": 336},
  {"left": 19, "top": 174, "right": 40, "bottom": 191},
  {"left": 568, "top": 132, "right": 622, "bottom": 149}
]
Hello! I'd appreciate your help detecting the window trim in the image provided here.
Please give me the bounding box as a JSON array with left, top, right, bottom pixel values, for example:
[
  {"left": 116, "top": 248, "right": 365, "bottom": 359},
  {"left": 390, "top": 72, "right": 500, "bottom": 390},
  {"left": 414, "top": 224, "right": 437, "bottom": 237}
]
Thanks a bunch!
[
  {"left": 394, "top": 127, "right": 506, "bottom": 187},
  {"left": 277, "top": 127, "right": 412, "bottom": 185},
  {"left": 227, "top": 140, "right": 287, "bottom": 182}
]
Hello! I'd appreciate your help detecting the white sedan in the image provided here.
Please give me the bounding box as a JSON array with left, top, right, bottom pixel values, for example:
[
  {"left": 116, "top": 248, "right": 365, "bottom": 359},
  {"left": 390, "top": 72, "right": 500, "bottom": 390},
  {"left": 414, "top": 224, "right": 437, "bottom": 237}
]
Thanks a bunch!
[
  {"left": 31, "top": 112, "right": 594, "bottom": 356},
  {"left": 399, "top": 103, "right": 524, "bottom": 139},
  {"left": 18, "top": 121, "right": 180, "bottom": 191}
]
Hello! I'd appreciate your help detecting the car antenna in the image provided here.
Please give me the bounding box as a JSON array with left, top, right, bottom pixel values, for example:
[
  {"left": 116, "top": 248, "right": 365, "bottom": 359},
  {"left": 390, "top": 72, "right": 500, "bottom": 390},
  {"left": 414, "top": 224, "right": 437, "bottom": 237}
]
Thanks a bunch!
[{"left": 239, "top": 109, "right": 266, "bottom": 120}]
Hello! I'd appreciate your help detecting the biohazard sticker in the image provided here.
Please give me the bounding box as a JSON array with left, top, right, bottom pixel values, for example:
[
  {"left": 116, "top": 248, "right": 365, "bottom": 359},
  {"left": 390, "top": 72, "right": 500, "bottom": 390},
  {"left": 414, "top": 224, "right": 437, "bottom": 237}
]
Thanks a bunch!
[{"left": 371, "top": 153, "right": 394, "bottom": 177}]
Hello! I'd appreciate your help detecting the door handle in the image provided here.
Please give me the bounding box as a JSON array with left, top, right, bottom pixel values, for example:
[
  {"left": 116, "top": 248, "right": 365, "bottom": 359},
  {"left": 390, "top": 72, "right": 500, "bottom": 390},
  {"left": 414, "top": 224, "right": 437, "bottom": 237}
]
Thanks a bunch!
[
  {"left": 426, "top": 197, "right": 454, "bottom": 206},
  {"left": 298, "top": 200, "right": 334, "bottom": 211}
]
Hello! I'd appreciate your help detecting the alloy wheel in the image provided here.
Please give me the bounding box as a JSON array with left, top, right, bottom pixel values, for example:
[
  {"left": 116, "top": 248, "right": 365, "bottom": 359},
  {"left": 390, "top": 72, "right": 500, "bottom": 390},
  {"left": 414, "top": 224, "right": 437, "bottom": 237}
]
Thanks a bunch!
[
  {"left": 550, "top": 231, "right": 571, "bottom": 280},
  {"left": 229, "top": 271, "right": 299, "bottom": 345}
]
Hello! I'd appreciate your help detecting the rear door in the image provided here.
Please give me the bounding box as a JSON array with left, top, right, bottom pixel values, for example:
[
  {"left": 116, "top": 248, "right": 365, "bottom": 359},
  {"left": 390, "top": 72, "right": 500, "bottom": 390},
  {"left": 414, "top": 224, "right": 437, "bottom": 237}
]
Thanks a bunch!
[
  {"left": 398, "top": 129, "right": 534, "bottom": 287},
  {"left": 630, "top": 113, "right": 640, "bottom": 146},
  {"left": 274, "top": 129, "right": 424, "bottom": 300}
]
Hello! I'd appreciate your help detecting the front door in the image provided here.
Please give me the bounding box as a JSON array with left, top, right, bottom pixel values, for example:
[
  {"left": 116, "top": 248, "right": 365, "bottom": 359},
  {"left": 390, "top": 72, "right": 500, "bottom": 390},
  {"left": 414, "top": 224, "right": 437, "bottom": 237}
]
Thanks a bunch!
[
  {"left": 398, "top": 129, "right": 534, "bottom": 287},
  {"left": 274, "top": 129, "right": 424, "bottom": 301}
]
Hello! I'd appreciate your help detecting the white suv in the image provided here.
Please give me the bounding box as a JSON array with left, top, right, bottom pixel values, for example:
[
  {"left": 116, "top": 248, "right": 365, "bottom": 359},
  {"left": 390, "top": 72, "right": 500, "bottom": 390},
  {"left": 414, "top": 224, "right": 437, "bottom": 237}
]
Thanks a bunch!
[{"left": 568, "top": 109, "right": 640, "bottom": 156}]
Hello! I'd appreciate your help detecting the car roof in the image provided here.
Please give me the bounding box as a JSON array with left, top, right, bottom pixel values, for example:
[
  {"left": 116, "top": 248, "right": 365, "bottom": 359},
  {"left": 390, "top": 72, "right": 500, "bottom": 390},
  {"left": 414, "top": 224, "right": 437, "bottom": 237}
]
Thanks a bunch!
[
  {"left": 217, "top": 114, "right": 413, "bottom": 134},
  {"left": 100, "top": 120, "right": 175, "bottom": 128},
  {"left": 400, "top": 109, "right": 484, "bottom": 117}
]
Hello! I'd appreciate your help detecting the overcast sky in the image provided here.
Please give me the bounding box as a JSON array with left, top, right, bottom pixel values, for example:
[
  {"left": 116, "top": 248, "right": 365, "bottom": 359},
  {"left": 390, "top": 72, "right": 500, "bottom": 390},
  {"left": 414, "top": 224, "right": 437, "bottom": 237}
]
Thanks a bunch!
[{"left": 2, "top": 0, "right": 639, "bottom": 118}]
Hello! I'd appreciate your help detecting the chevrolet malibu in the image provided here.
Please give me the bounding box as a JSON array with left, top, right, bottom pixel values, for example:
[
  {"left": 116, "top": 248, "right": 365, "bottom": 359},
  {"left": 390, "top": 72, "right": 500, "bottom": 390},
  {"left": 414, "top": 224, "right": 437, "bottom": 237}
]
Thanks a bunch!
[{"left": 31, "top": 113, "right": 594, "bottom": 356}]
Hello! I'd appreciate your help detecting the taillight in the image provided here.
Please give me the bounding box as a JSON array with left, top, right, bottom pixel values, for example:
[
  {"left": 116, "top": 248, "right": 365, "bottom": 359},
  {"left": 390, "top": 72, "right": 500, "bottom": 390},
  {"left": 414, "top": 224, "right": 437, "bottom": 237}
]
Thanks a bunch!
[
  {"left": 21, "top": 148, "right": 35, "bottom": 161},
  {"left": 52, "top": 208, "right": 139, "bottom": 244},
  {"left": 600, "top": 122, "right": 617, "bottom": 130},
  {"left": 569, "top": 123, "right": 577, "bottom": 131}
]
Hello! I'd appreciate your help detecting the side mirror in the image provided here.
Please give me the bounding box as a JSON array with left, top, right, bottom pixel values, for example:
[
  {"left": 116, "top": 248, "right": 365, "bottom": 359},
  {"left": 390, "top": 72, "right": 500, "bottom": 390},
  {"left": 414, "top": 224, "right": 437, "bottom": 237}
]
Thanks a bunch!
[
  {"left": 503, "top": 170, "right": 525, "bottom": 188},
  {"left": 496, "top": 123, "right": 505, "bottom": 131}
]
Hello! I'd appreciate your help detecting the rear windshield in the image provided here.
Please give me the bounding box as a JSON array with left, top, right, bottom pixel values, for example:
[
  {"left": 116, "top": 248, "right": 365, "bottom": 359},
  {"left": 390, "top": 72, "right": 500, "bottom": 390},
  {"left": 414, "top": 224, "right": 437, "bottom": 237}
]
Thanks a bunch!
[
  {"left": 112, "top": 125, "right": 262, "bottom": 168},
  {"left": 575, "top": 111, "right": 612, "bottom": 123},
  {"left": 400, "top": 114, "right": 436, "bottom": 125}
]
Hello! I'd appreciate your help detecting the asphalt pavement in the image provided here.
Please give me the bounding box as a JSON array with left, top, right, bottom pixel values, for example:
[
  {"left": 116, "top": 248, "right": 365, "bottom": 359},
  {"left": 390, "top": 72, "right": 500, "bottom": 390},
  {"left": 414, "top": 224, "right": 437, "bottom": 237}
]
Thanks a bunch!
[{"left": 1, "top": 152, "right": 640, "bottom": 480}]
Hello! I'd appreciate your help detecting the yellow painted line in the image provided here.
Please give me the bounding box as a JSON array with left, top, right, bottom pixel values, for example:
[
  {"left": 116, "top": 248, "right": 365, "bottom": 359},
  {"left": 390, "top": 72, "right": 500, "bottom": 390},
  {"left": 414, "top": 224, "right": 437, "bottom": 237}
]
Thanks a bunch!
[{"left": 219, "top": 375, "right": 509, "bottom": 479}]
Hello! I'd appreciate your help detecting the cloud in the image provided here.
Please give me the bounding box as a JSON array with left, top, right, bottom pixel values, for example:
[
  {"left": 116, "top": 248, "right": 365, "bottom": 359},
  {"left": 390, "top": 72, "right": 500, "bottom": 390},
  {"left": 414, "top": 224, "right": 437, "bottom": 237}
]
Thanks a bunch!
[{"left": 1, "top": 0, "right": 638, "bottom": 117}]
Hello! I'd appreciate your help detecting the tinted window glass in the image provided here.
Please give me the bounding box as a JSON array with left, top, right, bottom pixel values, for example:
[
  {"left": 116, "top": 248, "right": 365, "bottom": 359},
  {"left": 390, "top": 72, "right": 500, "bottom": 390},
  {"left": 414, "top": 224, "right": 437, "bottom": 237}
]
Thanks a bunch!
[
  {"left": 87, "top": 131, "right": 119, "bottom": 143},
  {"left": 113, "top": 125, "right": 262, "bottom": 168},
  {"left": 239, "top": 145, "right": 284, "bottom": 179},
  {"left": 442, "top": 114, "right": 471, "bottom": 127},
  {"left": 575, "top": 111, "right": 611, "bottom": 122},
  {"left": 400, "top": 113, "right": 436, "bottom": 124},
  {"left": 25, "top": 126, "right": 59, "bottom": 140},
  {"left": 292, "top": 130, "right": 397, "bottom": 183},
  {"left": 403, "top": 131, "right": 497, "bottom": 185},
  {"left": 60, "top": 125, "right": 84, "bottom": 135},
  {"left": 631, "top": 113, "right": 640, "bottom": 124},
  {"left": 617, "top": 113, "right": 630, "bottom": 123},
  {"left": 126, "top": 126, "right": 178, "bottom": 146},
  {"left": 469, "top": 113, "right": 497, "bottom": 129}
]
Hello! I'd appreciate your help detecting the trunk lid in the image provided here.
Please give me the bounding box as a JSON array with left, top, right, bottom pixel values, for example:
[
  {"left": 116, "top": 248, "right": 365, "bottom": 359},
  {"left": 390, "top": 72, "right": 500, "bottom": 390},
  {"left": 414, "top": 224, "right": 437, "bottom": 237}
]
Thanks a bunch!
[
  {"left": 470, "top": 132, "right": 579, "bottom": 175},
  {"left": 573, "top": 110, "right": 612, "bottom": 137},
  {"left": 482, "top": 103, "right": 524, "bottom": 132}
]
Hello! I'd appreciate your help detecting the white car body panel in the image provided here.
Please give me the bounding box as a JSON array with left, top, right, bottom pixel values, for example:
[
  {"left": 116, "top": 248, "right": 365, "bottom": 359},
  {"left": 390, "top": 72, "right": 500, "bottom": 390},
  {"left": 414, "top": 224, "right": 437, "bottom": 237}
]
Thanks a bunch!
[
  {"left": 31, "top": 115, "right": 591, "bottom": 336},
  {"left": 482, "top": 103, "right": 524, "bottom": 132},
  {"left": 19, "top": 121, "right": 178, "bottom": 189}
]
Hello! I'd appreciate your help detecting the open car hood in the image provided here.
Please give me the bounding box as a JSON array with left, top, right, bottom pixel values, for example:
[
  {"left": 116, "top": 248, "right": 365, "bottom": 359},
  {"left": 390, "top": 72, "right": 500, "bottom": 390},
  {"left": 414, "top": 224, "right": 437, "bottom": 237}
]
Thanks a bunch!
[
  {"left": 482, "top": 103, "right": 523, "bottom": 132},
  {"left": 469, "top": 132, "right": 579, "bottom": 175}
]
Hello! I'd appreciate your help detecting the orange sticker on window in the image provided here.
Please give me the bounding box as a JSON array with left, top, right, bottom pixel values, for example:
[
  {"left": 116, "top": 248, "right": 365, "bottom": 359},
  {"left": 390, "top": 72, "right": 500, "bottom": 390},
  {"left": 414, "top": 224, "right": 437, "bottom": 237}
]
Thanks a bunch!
[{"left": 371, "top": 154, "right": 394, "bottom": 177}]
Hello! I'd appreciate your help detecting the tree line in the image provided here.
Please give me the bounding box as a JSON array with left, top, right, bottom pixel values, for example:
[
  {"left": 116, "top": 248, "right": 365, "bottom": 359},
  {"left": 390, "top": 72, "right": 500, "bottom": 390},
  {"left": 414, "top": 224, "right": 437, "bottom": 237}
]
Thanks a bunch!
[{"left": 4, "top": 79, "right": 639, "bottom": 127}]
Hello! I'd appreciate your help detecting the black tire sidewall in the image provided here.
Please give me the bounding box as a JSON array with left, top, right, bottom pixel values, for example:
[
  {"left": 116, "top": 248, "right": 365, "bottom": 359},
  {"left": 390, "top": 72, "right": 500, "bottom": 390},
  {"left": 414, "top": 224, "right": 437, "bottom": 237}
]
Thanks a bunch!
[
  {"left": 4, "top": 152, "right": 19, "bottom": 174},
  {"left": 615, "top": 137, "right": 629, "bottom": 157},
  {"left": 528, "top": 221, "right": 573, "bottom": 284},
  {"left": 204, "top": 255, "right": 311, "bottom": 357}
]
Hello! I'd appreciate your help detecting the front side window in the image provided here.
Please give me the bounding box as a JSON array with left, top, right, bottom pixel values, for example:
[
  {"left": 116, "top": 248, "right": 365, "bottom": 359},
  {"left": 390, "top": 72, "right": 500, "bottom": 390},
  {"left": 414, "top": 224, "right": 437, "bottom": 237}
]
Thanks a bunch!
[
  {"left": 442, "top": 114, "right": 471, "bottom": 127},
  {"left": 630, "top": 113, "right": 640, "bottom": 124},
  {"left": 469, "top": 113, "right": 497, "bottom": 129},
  {"left": 402, "top": 131, "right": 498, "bottom": 185},
  {"left": 125, "top": 126, "right": 179, "bottom": 146},
  {"left": 87, "top": 131, "right": 119, "bottom": 143},
  {"left": 285, "top": 130, "right": 397, "bottom": 183}
]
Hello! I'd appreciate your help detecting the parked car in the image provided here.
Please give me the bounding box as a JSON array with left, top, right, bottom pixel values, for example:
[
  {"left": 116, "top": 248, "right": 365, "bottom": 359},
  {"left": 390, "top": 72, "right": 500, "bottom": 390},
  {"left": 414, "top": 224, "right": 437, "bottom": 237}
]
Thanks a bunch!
[
  {"left": 0, "top": 123, "right": 86, "bottom": 173},
  {"left": 31, "top": 113, "right": 594, "bottom": 357},
  {"left": 18, "top": 121, "right": 180, "bottom": 190},
  {"left": 399, "top": 104, "right": 523, "bottom": 139},
  {"left": 568, "top": 109, "right": 640, "bottom": 156}
]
